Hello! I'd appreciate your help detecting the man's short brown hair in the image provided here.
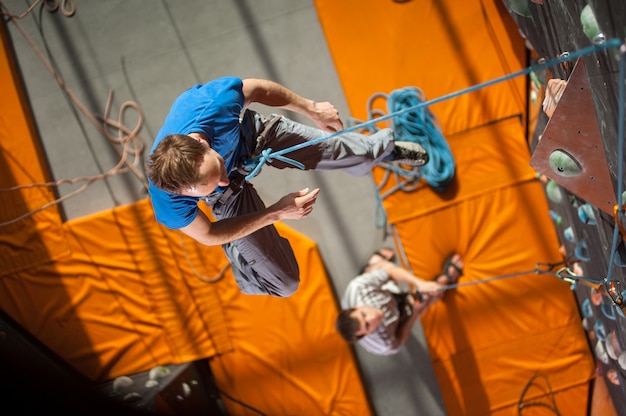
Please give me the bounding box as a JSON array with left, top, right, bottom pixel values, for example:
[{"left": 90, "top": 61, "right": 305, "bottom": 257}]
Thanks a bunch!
[
  {"left": 335, "top": 308, "right": 361, "bottom": 343},
  {"left": 146, "top": 134, "right": 207, "bottom": 194}
]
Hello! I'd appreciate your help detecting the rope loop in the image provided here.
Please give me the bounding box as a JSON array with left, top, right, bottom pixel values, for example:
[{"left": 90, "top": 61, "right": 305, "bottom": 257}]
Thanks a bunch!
[
  {"left": 260, "top": 148, "right": 275, "bottom": 164},
  {"left": 244, "top": 148, "right": 306, "bottom": 182}
]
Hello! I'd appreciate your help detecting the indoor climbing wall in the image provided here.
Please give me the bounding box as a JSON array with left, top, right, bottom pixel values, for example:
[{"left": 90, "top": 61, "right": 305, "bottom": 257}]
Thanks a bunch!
[{"left": 507, "top": 0, "right": 626, "bottom": 414}]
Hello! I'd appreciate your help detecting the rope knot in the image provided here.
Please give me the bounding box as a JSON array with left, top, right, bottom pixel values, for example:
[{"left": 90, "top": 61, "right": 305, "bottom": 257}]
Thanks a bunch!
[
  {"left": 260, "top": 148, "right": 275, "bottom": 163},
  {"left": 244, "top": 148, "right": 306, "bottom": 182}
]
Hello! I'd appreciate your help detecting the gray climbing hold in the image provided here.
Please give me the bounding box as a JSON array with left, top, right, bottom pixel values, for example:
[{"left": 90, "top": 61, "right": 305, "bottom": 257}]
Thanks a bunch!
[{"left": 112, "top": 375, "right": 134, "bottom": 391}]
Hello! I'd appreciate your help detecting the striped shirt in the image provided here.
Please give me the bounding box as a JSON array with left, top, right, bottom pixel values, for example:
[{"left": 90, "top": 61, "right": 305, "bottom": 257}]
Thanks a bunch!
[{"left": 341, "top": 269, "right": 406, "bottom": 355}]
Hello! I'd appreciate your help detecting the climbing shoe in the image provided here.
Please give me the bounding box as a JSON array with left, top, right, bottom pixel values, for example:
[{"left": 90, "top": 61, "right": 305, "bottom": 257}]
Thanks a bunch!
[{"left": 390, "top": 141, "right": 429, "bottom": 167}]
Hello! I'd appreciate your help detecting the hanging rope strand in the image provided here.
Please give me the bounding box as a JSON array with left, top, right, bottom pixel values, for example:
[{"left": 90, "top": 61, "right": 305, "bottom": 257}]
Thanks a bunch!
[{"left": 605, "top": 45, "right": 626, "bottom": 287}]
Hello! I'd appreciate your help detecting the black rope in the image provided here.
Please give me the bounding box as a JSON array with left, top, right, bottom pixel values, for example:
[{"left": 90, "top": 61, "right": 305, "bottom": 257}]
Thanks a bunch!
[{"left": 518, "top": 373, "right": 561, "bottom": 415}]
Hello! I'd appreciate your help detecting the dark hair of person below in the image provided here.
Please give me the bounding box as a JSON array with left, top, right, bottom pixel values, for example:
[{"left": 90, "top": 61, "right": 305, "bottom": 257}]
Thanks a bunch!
[{"left": 335, "top": 308, "right": 361, "bottom": 343}]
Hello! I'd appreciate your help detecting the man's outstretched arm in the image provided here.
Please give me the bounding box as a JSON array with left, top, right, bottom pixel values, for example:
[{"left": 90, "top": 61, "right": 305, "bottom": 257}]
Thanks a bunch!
[
  {"left": 180, "top": 187, "right": 320, "bottom": 246},
  {"left": 241, "top": 78, "right": 343, "bottom": 132}
]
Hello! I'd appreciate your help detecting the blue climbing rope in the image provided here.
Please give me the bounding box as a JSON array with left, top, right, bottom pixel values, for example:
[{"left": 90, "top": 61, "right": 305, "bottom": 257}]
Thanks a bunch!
[
  {"left": 387, "top": 86, "right": 455, "bottom": 191},
  {"left": 605, "top": 44, "right": 626, "bottom": 293},
  {"left": 354, "top": 87, "right": 454, "bottom": 229}
]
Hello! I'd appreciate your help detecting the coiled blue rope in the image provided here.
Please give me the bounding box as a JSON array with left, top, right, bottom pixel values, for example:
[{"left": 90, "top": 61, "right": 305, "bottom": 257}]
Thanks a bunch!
[{"left": 388, "top": 87, "right": 455, "bottom": 191}]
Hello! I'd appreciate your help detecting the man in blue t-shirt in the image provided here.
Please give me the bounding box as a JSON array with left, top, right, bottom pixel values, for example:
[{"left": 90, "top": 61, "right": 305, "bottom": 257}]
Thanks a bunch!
[{"left": 147, "top": 77, "right": 429, "bottom": 297}]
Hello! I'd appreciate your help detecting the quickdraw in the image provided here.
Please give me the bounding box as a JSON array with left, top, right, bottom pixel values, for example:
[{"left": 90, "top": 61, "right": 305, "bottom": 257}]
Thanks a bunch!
[
  {"left": 536, "top": 260, "right": 603, "bottom": 288},
  {"left": 537, "top": 259, "right": 626, "bottom": 313},
  {"left": 606, "top": 279, "right": 626, "bottom": 315}
]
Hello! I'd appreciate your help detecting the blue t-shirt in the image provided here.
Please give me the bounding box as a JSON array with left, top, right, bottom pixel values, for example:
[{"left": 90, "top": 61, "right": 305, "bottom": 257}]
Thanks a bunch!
[{"left": 148, "top": 76, "right": 247, "bottom": 229}]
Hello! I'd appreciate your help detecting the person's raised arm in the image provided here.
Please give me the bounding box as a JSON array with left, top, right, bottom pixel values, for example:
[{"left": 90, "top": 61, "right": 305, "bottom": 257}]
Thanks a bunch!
[
  {"left": 380, "top": 263, "right": 443, "bottom": 295},
  {"left": 180, "top": 187, "right": 320, "bottom": 246},
  {"left": 241, "top": 78, "right": 343, "bottom": 132}
]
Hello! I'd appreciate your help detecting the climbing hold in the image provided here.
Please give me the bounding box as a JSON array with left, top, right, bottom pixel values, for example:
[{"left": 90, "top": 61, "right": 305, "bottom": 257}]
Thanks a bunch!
[
  {"left": 145, "top": 379, "right": 159, "bottom": 388},
  {"left": 508, "top": 0, "right": 531, "bottom": 17},
  {"left": 606, "top": 331, "right": 623, "bottom": 360},
  {"left": 123, "top": 392, "right": 143, "bottom": 403},
  {"left": 112, "top": 375, "right": 134, "bottom": 391},
  {"left": 529, "top": 71, "right": 543, "bottom": 89},
  {"left": 563, "top": 226, "right": 576, "bottom": 242},
  {"left": 548, "top": 149, "right": 583, "bottom": 177},
  {"left": 595, "top": 340, "right": 609, "bottom": 364},
  {"left": 545, "top": 179, "right": 564, "bottom": 203},
  {"left": 149, "top": 365, "right": 171, "bottom": 381},
  {"left": 575, "top": 239, "right": 590, "bottom": 261},
  {"left": 578, "top": 203, "right": 597, "bottom": 225},
  {"left": 594, "top": 320, "right": 607, "bottom": 342},
  {"left": 580, "top": 5, "right": 606, "bottom": 45},
  {"left": 602, "top": 301, "right": 617, "bottom": 321},
  {"left": 549, "top": 210, "right": 562, "bottom": 225},
  {"left": 582, "top": 298, "right": 594, "bottom": 318}
]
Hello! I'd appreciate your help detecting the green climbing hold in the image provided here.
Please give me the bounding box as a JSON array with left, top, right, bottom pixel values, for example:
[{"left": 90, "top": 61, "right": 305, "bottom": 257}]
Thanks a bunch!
[
  {"left": 546, "top": 180, "right": 564, "bottom": 203},
  {"left": 549, "top": 210, "right": 563, "bottom": 225},
  {"left": 549, "top": 149, "right": 583, "bottom": 177},
  {"left": 508, "top": 0, "right": 531, "bottom": 17},
  {"left": 580, "top": 5, "right": 605, "bottom": 44},
  {"left": 575, "top": 239, "right": 590, "bottom": 261}
]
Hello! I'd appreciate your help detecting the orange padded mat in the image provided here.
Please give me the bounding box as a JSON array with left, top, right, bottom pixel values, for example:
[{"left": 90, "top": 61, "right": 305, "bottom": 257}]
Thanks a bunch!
[
  {"left": 388, "top": 119, "right": 594, "bottom": 415},
  {"left": 315, "top": 0, "right": 594, "bottom": 414},
  {"left": 0, "top": 20, "right": 370, "bottom": 415},
  {"left": 314, "top": 0, "right": 527, "bottom": 136}
]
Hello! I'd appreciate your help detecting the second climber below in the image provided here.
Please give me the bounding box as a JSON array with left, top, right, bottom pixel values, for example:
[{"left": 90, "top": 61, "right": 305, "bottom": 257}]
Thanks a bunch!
[{"left": 146, "top": 76, "right": 429, "bottom": 297}]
